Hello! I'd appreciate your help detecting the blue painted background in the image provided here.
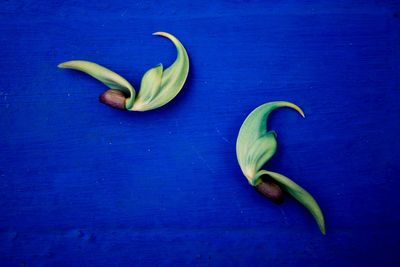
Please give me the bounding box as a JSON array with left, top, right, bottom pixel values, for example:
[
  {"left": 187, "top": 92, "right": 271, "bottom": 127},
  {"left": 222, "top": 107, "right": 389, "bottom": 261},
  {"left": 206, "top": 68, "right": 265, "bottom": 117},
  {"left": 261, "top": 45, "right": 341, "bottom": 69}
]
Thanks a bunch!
[{"left": 1, "top": 1, "right": 400, "bottom": 266}]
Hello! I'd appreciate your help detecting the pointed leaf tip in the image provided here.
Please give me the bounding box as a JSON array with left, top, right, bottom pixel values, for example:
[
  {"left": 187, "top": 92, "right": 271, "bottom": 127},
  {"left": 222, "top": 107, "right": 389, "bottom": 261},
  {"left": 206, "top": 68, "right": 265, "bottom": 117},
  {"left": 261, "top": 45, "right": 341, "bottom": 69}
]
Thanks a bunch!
[
  {"left": 59, "top": 32, "right": 188, "bottom": 112},
  {"left": 57, "top": 60, "right": 136, "bottom": 109},
  {"left": 236, "top": 101, "right": 324, "bottom": 234},
  {"left": 236, "top": 101, "right": 304, "bottom": 180},
  {"left": 129, "top": 32, "right": 189, "bottom": 111},
  {"left": 259, "top": 170, "right": 326, "bottom": 235},
  {"left": 282, "top": 101, "right": 305, "bottom": 118},
  {"left": 152, "top": 31, "right": 168, "bottom": 37},
  {"left": 295, "top": 105, "right": 305, "bottom": 118},
  {"left": 321, "top": 226, "right": 326, "bottom": 235}
]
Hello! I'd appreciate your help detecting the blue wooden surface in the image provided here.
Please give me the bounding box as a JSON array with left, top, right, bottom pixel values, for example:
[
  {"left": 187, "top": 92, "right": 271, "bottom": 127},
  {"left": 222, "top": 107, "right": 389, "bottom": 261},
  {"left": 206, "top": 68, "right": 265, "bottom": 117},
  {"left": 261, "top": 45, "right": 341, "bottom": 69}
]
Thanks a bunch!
[{"left": 1, "top": 1, "right": 400, "bottom": 266}]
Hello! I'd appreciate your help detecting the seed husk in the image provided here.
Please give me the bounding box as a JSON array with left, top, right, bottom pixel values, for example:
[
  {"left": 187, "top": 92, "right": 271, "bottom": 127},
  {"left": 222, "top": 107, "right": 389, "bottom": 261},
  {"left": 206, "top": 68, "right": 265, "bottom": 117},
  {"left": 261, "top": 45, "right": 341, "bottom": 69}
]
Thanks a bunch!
[{"left": 99, "top": 89, "right": 127, "bottom": 110}]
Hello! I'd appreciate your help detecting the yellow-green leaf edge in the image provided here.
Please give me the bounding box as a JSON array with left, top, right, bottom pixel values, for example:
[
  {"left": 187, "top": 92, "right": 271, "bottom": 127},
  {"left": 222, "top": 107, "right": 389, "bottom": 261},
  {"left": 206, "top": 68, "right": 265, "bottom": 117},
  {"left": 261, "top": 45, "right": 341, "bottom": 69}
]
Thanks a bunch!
[
  {"left": 58, "top": 60, "right": 137, "bottom": 109},
  {"left": 236, "top": 101, "right": 326, "bottom": 234},
  {"left": 132, "top": 32, "right": 189, "bottom": 111},
  {"left": 57, "top": 32, "right": 189, "bottom": 112}
]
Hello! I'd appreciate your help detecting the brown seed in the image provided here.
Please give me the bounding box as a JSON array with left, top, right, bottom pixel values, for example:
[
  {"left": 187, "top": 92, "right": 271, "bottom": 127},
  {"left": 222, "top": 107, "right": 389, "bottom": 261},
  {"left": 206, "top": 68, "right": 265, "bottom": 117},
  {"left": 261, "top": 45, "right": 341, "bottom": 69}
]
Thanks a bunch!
[
  {"left": 99, "top": 89, "right": 126, "bottom": 110},
  {"left": 255, "top": 180, "right": 284, "bottom": 203}
]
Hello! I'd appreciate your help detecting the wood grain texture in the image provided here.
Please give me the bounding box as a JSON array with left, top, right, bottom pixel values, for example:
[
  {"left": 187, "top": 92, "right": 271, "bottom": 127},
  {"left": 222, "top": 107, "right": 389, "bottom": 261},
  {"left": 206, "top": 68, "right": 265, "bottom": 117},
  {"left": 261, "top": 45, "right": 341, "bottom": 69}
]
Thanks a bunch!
[{"left": 0, "top": 0, "right": 400, "bottom": 266}]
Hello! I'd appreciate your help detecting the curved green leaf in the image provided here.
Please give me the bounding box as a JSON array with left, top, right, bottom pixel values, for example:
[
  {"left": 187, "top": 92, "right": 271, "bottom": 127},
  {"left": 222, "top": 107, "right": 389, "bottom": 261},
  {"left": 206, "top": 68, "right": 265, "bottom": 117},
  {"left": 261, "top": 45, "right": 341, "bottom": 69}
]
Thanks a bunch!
[
  {"left": 131, "top": 64, "right": 163, "bottom": 110},
  {"left": 243, "top": 132, "right": 277, "bottom": 184},
  {"left": 236, "top": 101, "right": 325, "bottom": 234},
  {"left": 236, "top": 101, "right": 304, "bottom": 182},
  {"left": 58, "top": 60, "right": 136, "bottom": 109},
  {"left": 132, "top": 32, "right": 189, "bottom": 111},
  {"left": 255, "top": 170, "right": 326, "bottom": 234}
]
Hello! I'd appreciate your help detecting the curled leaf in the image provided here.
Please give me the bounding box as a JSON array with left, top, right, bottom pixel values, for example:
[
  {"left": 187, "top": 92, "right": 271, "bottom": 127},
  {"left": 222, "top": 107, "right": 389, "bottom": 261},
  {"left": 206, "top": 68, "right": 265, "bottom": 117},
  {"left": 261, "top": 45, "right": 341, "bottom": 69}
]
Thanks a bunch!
[
  {"left": 254, "top": 170, "right": 326, "bottom": 234},
  {"left": 58, "top": 32, "right": 189, "bottom": 112},
  {"left": 236, "top": 101, "right": 304, "bottom": 184},
  {"left": 132, "top": 64, "right": 163, "bottom": 109},
  {"left": 132, "top": 32, "right": 190, "bottom": 111},
  {"left": 58, "top": 60, "right": 136, "bottom": 109},
  {"left": 236, "top": 101, "right": 326, "bottom": 234}
]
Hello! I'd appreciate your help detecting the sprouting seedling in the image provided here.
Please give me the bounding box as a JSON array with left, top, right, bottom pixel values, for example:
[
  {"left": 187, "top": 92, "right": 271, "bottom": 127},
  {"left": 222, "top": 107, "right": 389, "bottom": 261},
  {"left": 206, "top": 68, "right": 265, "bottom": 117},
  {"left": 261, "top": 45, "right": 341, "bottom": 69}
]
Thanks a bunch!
[
  {"left": 236, "top": 101, "right": 326, "bottom": 234},
  {"left": 58, "top": 32, "right": 189, "bottom": 112}
]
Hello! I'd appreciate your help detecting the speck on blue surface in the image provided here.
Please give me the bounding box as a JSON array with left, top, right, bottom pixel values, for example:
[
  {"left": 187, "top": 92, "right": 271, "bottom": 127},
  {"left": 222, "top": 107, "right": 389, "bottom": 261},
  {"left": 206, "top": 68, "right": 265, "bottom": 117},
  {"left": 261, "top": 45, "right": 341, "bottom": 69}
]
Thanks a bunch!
[{"left": 0, "top": 1, "right": 399, "bottom": 266}]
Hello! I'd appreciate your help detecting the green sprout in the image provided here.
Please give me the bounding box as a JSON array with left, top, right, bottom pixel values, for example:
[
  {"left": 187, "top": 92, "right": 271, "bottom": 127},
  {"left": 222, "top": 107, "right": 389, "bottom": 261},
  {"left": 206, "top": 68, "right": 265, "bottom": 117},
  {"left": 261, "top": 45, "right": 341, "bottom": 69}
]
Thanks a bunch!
[
  {"left": 58, "top": 32, "right": 189, "bottom": 111},
  {"left": 236, "top": 101, "right": 326, "bottom": 234}
]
